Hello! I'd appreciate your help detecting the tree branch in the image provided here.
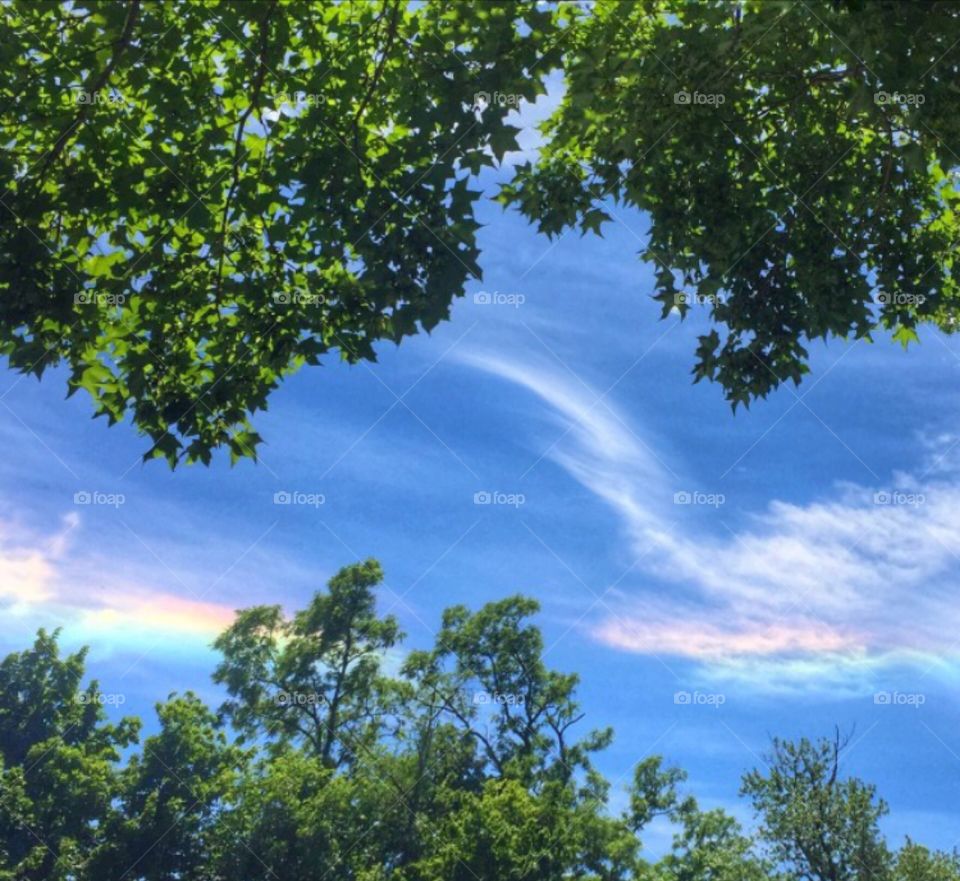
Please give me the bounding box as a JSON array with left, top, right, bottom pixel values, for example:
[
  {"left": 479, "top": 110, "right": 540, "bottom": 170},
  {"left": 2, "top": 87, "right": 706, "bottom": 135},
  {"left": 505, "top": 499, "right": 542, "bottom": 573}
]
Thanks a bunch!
[
  {"left": 32, "top": 0, "right": 141, "bottom": 190},
  {"left": 215, "top": 1, "right": 277, "bottom": 305},
  {"left": 352, "top": 0, "right": 402, "bottom": 156}
]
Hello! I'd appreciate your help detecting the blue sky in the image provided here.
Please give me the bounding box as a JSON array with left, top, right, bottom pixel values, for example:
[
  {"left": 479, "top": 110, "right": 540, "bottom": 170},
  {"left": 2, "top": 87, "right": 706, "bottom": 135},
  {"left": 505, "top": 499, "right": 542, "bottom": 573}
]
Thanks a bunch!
[{"left": 3, "top": 95, "right": 960, "bottom": 854}]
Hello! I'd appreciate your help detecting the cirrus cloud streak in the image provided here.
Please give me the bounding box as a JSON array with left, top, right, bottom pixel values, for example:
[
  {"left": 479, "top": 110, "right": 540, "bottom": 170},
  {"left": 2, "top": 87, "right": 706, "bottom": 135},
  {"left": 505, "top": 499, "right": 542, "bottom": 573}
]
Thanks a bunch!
[{"left": 462, "top": 350, "right": 960, "bottom": 691}]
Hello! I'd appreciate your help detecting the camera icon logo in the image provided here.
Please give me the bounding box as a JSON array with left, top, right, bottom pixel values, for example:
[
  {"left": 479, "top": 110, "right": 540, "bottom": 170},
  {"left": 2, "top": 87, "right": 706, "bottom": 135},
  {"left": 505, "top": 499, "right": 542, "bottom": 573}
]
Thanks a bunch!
[
  {"left": 674, "top": 90, "right": 691, "bottom": 105},
  {"left": 273, "top": 491, "right": 292, "bottom": 504}
]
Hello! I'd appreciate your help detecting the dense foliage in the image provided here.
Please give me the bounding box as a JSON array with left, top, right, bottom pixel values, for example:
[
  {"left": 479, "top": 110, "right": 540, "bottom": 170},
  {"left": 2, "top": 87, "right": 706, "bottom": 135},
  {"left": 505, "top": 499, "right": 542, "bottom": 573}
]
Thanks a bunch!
[
  {"left": 504, "top": 0, "right": 960, "bottom": 406},
  {"left": 0, "top": 560, "right": 956, "bottom": 880},
  {"left": 5, "top": 1, "right": 960, "bottom": 463},
  {"left": 1, "top": 0, "right": 556, "bottom": 465}
]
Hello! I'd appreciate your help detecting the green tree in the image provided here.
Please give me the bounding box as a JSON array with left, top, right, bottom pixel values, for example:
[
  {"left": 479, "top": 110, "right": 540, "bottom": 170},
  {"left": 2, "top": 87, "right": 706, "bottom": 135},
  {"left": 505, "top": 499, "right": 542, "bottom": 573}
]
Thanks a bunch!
[
  {"left": 212, "top": 558, "right": 402, "bottom": 766},
  {"left": 895, "top": 840, "right": 960, "bottom": 881},
  {"left": 2, "top": 571, "right": 955, "bottom": 880},
  {"left": 0, "top": 0, "right": 556, "bottom": 465},
  {"left": 653, "top": 801, "right": 773, "bottom": 881},
  {"left": 0, "top": 630, "right": 138, "bottom": 881},
  {"left": 211, "top": 750, "right": 400, "bottom": 881},
  {"left": 741, "top": 731, "right": 893, "bottom": 881},
  {"left": 399, "top": 595, "right": 638, "bottom": 880},
  {"left": 410, "top": 775, "right": 637, "bottom": 881},
  {"left": 92, "top": 693, "right": 244, "bottom": 881},
  {"left": 401, "top": 595, "right": 610, "bottom": 783},
  {"left": 629, "top": 758, "right": 772, "bottom": 881},
  {"left": 504, "top": 0, "right": 960, "bottom": 407},
  {"left": 9, "top": 1, "right": 960, "bottom": 460}
]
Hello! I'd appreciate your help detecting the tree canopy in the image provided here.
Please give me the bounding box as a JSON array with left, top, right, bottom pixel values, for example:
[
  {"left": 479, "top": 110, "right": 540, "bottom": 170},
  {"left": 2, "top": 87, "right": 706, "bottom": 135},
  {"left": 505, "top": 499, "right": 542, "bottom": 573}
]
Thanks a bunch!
[
  {"left": 4, "top": 0, "right": 960, "bottom": 464},
  {"left": 0, "top": 559, "right": 957, "bottom": 880},
  {"left": 2, "top": 0, "right": 556, "bottom": 465},
  {"left": 504, "top": 0, "right": 960, "bottom": 405}
]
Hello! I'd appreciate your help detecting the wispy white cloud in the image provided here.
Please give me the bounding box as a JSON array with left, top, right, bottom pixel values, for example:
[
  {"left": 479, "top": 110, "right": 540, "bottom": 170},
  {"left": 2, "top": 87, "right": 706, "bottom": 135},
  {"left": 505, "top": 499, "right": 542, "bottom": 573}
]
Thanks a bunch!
[
  {"left": 462, "top": 351, "right": 960, "bottom": 693},
  {"left": 0, "top": 513, "right": 71, "bottom": 605}
]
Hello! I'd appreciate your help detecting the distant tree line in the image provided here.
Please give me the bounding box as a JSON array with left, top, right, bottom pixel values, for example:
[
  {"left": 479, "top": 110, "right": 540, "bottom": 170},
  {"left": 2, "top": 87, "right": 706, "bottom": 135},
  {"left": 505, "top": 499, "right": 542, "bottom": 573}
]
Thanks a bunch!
[{"left": 0, "top": 560, "right": 955, "bottom": 880}]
